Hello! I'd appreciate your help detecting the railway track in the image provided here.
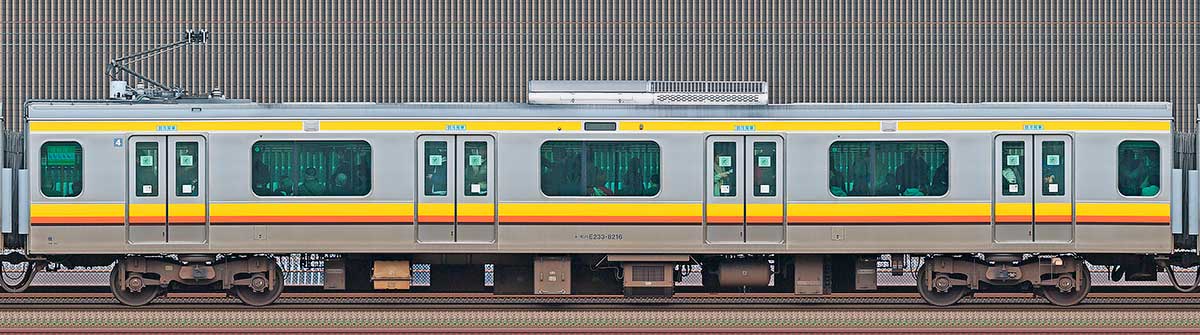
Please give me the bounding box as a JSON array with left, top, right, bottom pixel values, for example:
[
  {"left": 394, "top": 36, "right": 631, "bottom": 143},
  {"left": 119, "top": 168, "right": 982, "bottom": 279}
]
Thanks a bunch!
[
  {"left": 1, "top": 293, "right": 1197, "bottom": 332},
  {"left": 0, "top": 303, "right": 1197, "bottom": 333},
  {"left": 1, "top": 292, "right": 1199, "bottom": 309}
]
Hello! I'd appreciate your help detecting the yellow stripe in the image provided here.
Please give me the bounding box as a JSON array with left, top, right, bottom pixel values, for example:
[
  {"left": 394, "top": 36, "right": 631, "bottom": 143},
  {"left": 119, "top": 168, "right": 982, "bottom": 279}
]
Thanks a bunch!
[
  {"left": 211, "top": 203, "right": 414, "bottom": 217},
  {"left": 322, "top": 120, "right": 583, "bottom": 131},
  {"left": 995, "top": 203, "right": 1033, "bottom": 216},
  {"left": 416, "top": 203, "right": 455, "bottom": 217},
  {"left": 128, "top": 203, "right": 166, "bottom": 216},
  {"left": 790, "top": 203, "right": 991, "bottom": 216},
  {"left": 705, "top": 203, "right": 744, "bottom": 217},
  {"left": 170, "top": 203, "right": 207, "bottom": 217},
  {"left": 619, "top": 121, "right": 880, "bottom": 132},
  {"left": 898, "top": 120, "right": 1170, "bottom": 132},
  {"left": 1034, "top": 203, "right": 1073, "bottom": 216},
  {"left": 29, "top": 121, "right": 303, "bottom": 132},
  {"left": 1076, "top": 202, "right": 1169, "bottom": 217},
  {"left": 30, "top": 203, "right": 124, "bottom": 217},
  {"left": 501, "top": 203, "right": 701, "bottom": 217},
  {"left": 746, "top": 204, "right": 783, "bottom": 217},
  {"left": 458, "top": 203, "right": 495, "bottom": 217}
]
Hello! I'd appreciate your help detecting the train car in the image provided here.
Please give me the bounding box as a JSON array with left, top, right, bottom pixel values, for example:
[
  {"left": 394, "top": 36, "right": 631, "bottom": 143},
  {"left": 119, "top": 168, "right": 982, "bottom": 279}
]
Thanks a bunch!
[{"left": 2, "top": 81, "right": 1197, "bottom": 306}]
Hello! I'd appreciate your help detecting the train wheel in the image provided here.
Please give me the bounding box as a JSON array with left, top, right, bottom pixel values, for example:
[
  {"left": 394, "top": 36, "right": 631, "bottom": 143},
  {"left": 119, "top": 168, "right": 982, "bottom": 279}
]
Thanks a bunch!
[
  {"left": 1038, "top": 264, "right": 1091, "bottom": 307},
  {"left": 109, "top": 263, "right": 161, "bottom": 306},
  {"left": 1, "top": 260, "right": 41, "bottom": 293},
  {"left": 232, "top": 261, "right": 284, "bottom": 306},
  {"left": 916, "top": 262, "right": 968, "bottom": 306}
]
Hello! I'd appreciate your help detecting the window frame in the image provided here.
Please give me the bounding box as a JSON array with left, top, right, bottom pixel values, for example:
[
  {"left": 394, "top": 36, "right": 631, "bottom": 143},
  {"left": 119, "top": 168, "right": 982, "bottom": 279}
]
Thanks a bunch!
[
  {"left": 39, "top": 140, "right": 84, "bottom": 198},
  {"left": 1116, "top": 139, "right": 1162, "bottom": 198},
  {"left": 826, "top": 139, "right": 951, "bottom": 199},
  {"left": 537, "top": 139, "right": 663, "bottom": 198},
  {"left": 249, "top": 139, "right": 374, "bottom": 198}
]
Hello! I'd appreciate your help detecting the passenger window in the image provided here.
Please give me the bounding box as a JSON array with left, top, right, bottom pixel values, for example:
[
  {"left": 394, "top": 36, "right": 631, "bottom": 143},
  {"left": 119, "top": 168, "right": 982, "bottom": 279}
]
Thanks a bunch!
[
  {"left": 176, "top": 142, "right": 199, "bottom": 197},
  {"left": 1000, "top": 141, "right": 1025, "bottom": 196},
  {"left": 251, "top": 141, "right": 372, "bottom": 196},
  {"left": 39, "top": 142, "right": 83, "bottom": 197},
  {"left": 752, "top": 141, "right": 776, "bottom": 196},
  {"left": 463, "top": 141, "right": 488, "bottom": 196},
  {"left": 424, "top": 141, "right": 448, "bottom": 196},
  {"left": 829, "top": 141, "right": 949, "bottom": 197},
  {"left": 1118, "top": 141, "right": 1160, "bottom": 196},
  {"left": 135, "top": 142, "right": 159, "bottom": 197},
  {"left": 713, "top": 142, "right": 737, "bottom": 197},
  {"left": 539, "top": 141, "right": 661, "bottom": 197},
  {"left": 1041, "top": 141, "right": 1065, "bottom": 196}
]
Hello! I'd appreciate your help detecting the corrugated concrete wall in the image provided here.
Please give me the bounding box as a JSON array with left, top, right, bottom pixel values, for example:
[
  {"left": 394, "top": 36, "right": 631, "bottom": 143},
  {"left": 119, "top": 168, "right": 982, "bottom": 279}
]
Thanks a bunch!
[{"left": 1, "top": 0, "right": 1197, "bottom": 162}]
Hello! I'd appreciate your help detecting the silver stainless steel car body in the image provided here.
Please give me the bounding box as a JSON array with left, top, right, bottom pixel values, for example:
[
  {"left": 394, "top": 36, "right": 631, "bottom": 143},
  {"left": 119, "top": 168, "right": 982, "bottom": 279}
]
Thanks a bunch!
[{"left": 24, "top": 101, "right": 1173, "bottom": 256}]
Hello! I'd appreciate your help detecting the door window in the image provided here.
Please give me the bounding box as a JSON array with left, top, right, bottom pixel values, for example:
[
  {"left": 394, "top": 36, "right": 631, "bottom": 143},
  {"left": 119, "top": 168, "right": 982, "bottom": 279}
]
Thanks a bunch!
[
  {"left": 752, "top": 141, "right": 777, "bottom": 196},
  {"left": 176, "top": 142, "right": 200, "bottom": 197},
  {"left": 424, "top": 141, "right": 449, "bottom": 196},
  {"left": 713, "top": 141, "right": 737, "bottom": 197},
  {"left": 135, "top": 142, "right": 159, "bottom": 197},
  {"left": 463, "top": 141, "right": 488, "bottom": 196},
  {"left": 1000, "top": 141, "right": 1025, "bottom": 196},
  {"left": 1041, "top": 141, "right": 1065, "bottom": 196}
]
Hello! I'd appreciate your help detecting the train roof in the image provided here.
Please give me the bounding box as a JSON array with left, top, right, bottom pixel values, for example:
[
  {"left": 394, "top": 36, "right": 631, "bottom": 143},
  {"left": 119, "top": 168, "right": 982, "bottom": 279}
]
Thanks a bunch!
[{"left": 25, "top": 100, "right": 1172, "bottom": 121}]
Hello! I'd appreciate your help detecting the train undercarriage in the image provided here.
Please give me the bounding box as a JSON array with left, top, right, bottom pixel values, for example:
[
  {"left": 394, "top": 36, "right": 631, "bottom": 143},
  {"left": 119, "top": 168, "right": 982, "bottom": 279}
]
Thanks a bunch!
[{"left": 3, "top": 251, "right": 1195, "bottom": 307}]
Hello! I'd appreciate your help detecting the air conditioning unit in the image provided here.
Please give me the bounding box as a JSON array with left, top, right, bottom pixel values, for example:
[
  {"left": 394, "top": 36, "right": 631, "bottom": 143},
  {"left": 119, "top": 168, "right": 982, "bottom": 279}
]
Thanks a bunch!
[{"left": 528, "top": 80, "right": 768, "bottom": 106}]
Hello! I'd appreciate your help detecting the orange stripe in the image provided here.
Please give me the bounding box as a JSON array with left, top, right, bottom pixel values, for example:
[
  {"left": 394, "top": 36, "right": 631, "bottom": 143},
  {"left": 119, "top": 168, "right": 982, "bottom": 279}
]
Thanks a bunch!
[
  {"left": 746, "top": 216, "right": 783, "bottom": 224},
  {"left": 1034, "top": 215, "right": 1073, "bottom": 223},
  {"left": 168, "top": 216, "right": 207, "bottom": 224},
  {"left": 30, "top": 214, "right": 1174, "bottom": 225},
  {"left": 706, "top": 216, "right": 744, "bottom": 224},
  {"left": 995, "top": 215, "right": 1031, "bottom": 222},
  {"left": 128, "top": 216, "right": 165, "bottom": 224},
  {"left": 31, "top": 216, "right": 124, "bottom": 224},
  {"left": 1078, "top": 215, "right": 1170, "bottom": 223},
  {"left": 457, "top": 216, "right": 495, "bottom": 223},
  {"left": 416, "top": 215, "right": 455, "bottom": 223}
]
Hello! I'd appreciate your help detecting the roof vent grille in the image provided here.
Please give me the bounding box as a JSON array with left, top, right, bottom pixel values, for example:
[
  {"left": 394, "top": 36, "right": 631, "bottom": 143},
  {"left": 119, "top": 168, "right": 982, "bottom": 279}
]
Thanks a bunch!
[
  {"left": 528, "top": 80, "right": 767, "bottom": 106},
  {"left": 649, "top": 81, "right": 766, "bottom": 95}
]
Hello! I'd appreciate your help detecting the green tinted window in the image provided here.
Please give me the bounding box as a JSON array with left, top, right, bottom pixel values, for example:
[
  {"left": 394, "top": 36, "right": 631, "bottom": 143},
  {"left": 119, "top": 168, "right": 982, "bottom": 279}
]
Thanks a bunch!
[
  {"left": 135, "top": 142, "right": 159, "bottom": 197},
  {"left": 251, "top": 141, "right": 372, "bottom": 196},
  {"left": 1041, "top": 141, "right": 1066, "bottom": 196},
  {"left": 713, "top": 141, "right": 737, "bottom": 197},
  {"left": 40, "top": 142, "right": 83, "bottom": 197},
  {"left": 424, "top": 141, "right": 449, "bottom": 196},
  {"left": 829, "top": 141, "right": 949, "bottom": 197},
  {"left": 1000, "top": 141, "right": 1025, "bottom": 196},
  {"left": 176, "top": 142, "right": 200, "bottom": 197},
  {"left": 463, "top": 141, "right": 488, "bottom": 196},
  {"left": 753, "top": 141, "right": 777, "bottom": 196},
  {"left": 540, "top": 141, "right": 660, "bottom": 197},
  {"left": 1118, "top": 141, "right": 1160, "bottom": 196}
]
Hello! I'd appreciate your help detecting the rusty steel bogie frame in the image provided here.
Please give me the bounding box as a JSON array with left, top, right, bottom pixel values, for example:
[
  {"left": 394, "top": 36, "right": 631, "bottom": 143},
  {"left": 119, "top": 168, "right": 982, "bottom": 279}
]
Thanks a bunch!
[
  {"left": 925, "top": 256, "right": 1086, "bottom": 293},
  {"left": 116, "top": 256, "right": 277, "bottom": 294}
]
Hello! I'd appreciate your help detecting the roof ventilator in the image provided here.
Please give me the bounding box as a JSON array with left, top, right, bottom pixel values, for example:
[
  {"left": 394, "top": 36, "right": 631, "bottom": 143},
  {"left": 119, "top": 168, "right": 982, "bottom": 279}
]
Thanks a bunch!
[{"left": 528, "top": 80, "right": 768, "bottom": 106}]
